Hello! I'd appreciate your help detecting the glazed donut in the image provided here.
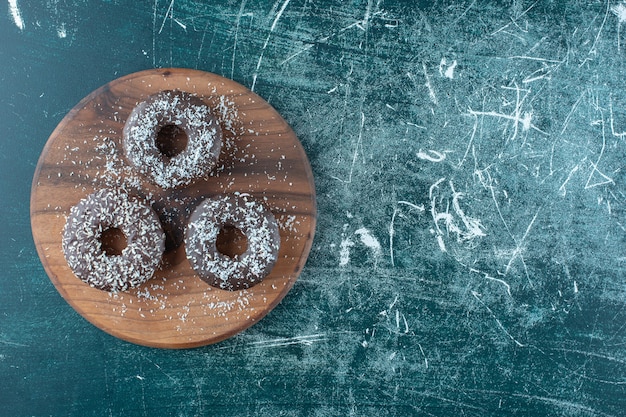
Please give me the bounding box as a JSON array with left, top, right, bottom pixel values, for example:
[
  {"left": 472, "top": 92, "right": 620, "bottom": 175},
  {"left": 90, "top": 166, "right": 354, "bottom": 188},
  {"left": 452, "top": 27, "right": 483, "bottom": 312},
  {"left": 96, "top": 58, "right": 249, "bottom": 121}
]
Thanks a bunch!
[
  {"left": 62, "top": 189, "right": 165, "bottom": 292},
  {"left": 185, "top": 193, "right": 280, "bottom": 291},
  {"left": 123, "top": 90, "right": 222, "bottom": 189}
]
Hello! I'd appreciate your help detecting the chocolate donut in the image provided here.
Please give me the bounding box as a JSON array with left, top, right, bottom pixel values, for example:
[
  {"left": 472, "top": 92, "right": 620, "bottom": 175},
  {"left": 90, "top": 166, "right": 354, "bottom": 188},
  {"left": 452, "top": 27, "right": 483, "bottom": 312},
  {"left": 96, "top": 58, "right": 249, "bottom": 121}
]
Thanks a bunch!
[
  {"left": 62, "top": 189, "right": 165, "bottom": 292},
  {"left": 123, "top": 90, "right": 222, "bottom": 189},
  {"left": 185, "top": 194, "right": 280, "bottom": 291}
]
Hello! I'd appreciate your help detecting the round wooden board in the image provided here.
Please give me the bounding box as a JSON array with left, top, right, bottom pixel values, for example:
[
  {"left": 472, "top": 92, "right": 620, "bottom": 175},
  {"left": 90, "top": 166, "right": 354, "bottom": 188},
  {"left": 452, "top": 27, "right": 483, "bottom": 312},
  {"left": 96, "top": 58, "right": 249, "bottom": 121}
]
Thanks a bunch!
[{"left": 30, "top": 68, "right": 316, "bottom": 349}]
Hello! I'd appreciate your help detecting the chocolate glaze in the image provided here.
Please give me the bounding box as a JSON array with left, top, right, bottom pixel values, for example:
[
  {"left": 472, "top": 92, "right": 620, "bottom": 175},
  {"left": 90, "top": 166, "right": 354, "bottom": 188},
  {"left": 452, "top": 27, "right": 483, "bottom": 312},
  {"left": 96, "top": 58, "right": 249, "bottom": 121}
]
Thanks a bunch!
[
  {"left": 123, "top": 90, "right": 222, "bottom": 189},
  {"left": 62, "top": 189, "right": 165, "bottom": 292},
  {"left": 185, "top": 194, "right": 280, "bottom": 291}
]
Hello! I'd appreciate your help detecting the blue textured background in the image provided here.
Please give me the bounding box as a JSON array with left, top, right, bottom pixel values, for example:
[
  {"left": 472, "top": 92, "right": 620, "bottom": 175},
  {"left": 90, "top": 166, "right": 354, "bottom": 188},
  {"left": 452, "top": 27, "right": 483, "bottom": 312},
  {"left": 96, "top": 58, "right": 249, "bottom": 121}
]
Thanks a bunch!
[{"left": 1, "top": 1, "right": 625, "bottom": 415}]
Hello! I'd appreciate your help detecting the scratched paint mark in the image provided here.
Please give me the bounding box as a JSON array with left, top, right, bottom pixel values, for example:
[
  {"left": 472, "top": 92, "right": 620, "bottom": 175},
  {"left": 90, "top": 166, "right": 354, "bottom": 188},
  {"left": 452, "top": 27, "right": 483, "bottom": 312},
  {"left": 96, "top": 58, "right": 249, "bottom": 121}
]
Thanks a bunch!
[
  {"left": 0, "top": 337, "right": 28, "bottom": 347},
  {"left": 504, "top": 208, "right": 540, "bottom": 276},
  {"left": 472, "top": 291, "right": 525, "bottom": 347},
  {"left": 559, "top": 165, "right": 579, "bottom": 196},
  {"left": 158, "top": 0, "right": 175, "bottom": 34},
  {"left": 430, "top": 179, "right": 486, "bottom": 252},
  {"left": 613, "top": 2, "right": 626, "bottom": 22},
  {"left": 467, "top": 84, "right": 547, "bottom": 141},
  {"left": 339, "top": 225, "right": 381, "bottom": 267},
  {"left": 354, "top": 228, "right": 381, "bottom": 253},
  {"left": 585, "top": 119, "right": 614, "bottom": 189},
  {"left": 613, "top": 0, "right": 626, "bottom": 52},
  {"left": 231, "top": 0, "right": 249, "bottom": 79},
  {"left": 8, "top": 0, "right": 24, "bottom": 30},
  {"left": 57, "top": 23, "right": 67, "bottom": 38},
  {"left": 280, "top": 2, "right": 395, "bottom": 66},
  {"left": 218, "top": 334, "right": 327, "bottom": 349},
  {"left": 389, "top": 201, "right": 425, "bottom": 267},
  {"left": 331, "top": 111, "right": 365, "bottom": 184},
  {"left": 609, "top": 100, "right": 626, "bottom": 139},
  {"left": 417, "top": 149, "right": 446, "bottom": 162},
  {"left": 439, "top": 58, "right": 457, "bottom": 79},
  {"left": 151, "top": 0, "right": 158, "bottom": 67},
  {"left": 422, "top": 62, "right": 438, "bottom": 105},
  {"left": 251, "top": 0, "right": 291, "bottom": 91},
  {"left": 339, "top": 223, "right": 353, "bottom": 267},
  {"left": 354, "top": 227, "right": 382, "bottom": 265}
]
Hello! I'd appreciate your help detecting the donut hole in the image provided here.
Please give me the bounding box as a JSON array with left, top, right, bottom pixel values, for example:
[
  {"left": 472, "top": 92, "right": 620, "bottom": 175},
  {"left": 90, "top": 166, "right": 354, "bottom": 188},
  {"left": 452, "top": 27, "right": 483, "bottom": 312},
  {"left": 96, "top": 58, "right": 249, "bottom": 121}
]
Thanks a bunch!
[
  {"left": 216, "top": 225, "right": 248, "bottom": 258},
  {"left": 100, "top": 227, "right": 127, "bottom": 256},
  {"left": 156, "top": 124, "right": 188, "bottom": 158}
]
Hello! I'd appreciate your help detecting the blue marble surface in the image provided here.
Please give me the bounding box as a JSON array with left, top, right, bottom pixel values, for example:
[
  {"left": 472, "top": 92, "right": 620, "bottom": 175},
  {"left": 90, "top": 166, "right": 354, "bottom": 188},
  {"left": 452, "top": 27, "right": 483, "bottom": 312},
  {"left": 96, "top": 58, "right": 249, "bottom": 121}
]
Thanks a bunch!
[{"left": 1, "top": 1, "right": 625, "bottom": 415}]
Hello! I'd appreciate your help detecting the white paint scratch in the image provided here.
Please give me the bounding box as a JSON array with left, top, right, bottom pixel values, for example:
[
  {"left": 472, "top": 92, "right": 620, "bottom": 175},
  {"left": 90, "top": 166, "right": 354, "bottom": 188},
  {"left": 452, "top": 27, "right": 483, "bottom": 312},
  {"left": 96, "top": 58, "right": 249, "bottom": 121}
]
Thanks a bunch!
[
  {"left": 281, "top": 44, "right": 315, "bottom": 65},
  {"left": 450, "top": 181, "right": 486, "bottom": 239},
  {"left": 251, "top": 0, "right": 291, "bottom": 91},
  {"left": 281, "top": 2, "right": 388, "bottom": 65},
  {"left": 490, "top": 1, "right": 537, "bottom": 36},
  {"left": 418, "top": 343, "right": 428, "bottom": 368},
  {"left": 467, "top": 83, "right": 547, "bottom": 142},
  {"left": 422, "top": 62, "right": 438, "bottom": 105},
  {"left": 612, "top": 2, "right": 626, "bottom": 22},
  {"left": 417, "top": 149, "right": 447, "bottom": 162},
  {"left": 470, "top": 268, "right": 512, "bottom": 297},
  {"left": 458, "top": 114, "right": 478, "bottom": 168},
  {"left": 505, "top": 208, "right": 540, "bottom": 275},
  {"left": 231, "top": 0, "right": 249, "bottom": 79},
  {"left": 331, "top": 111, "right": 365, "bottom": 183},
  {"left": 472, "top": 291, "right": 525, "bottom": 347},
  {"left": 389, "top": 201, "right": 425, "bottom": 267},
  {"left": 468, "top": 108, "right": 533, "bottom": 135},
  {"left": 269, "top": 0, "right": 290, "bottom": 32},
  {"left": 57, "top": 23, "right": 67, "bottom": 38},
  {"left": 585, "top": 118, "right": 614, "bottom": 189},
  {"left": 0, "top": 338, "right": 28, "bottom": 347},
  {"left": 613, "top": 1, "right": 626, "bottom": 51},
  {"left": 8, "top": 0, "right": 24, "bottom": 30},
  {"left": 429, "top": 179, "right": 486, "bottom": 252},
  {"left": 439, "top": 58, "right": 457, "bottom": 79},
  {"left": 173, "top": 18, "right": 186, "bottom": 31},
  {"left": 355, "top": 227, "right": 382, "bottom": 257},
  {"left": 339, "top": 235, "right": 354, "bottom": 267},
  {"left": 591, "top": 0, "right": 611, "bottom": 56},
  {"left": 358, "top": 0, "right": 374, "bottom": 30},
  {"left": 609, "top": 100, "right": 626, "bottom": 139},
  {"left": 397, "top": 201, "right": 425, "bottom": 212},
  {"left": 158, "top": 0, "right": 175, "bottom": 34},
  {"left": 388, "top": 294, "right": 399, "bottom": 311},
  {"left": 234, "top": 334, "right": 327, "bottom": 349},
  {"left": 560, "top": 91, "right": 586, "bottom": 136},
  {"left": 152, "top": 0, "right": 158, "bottom": 67},
  {"left": 559, "top": 165, "right": 579, "bottom": 196}
]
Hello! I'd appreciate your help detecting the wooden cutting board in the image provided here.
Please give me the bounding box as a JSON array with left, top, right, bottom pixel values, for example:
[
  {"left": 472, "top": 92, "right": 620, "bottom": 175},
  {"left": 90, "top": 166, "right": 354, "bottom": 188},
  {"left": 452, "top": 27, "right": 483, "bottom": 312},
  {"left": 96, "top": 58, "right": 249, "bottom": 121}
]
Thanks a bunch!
[{"left": 30, "top": 68, "right": 316, "bottom": 348}]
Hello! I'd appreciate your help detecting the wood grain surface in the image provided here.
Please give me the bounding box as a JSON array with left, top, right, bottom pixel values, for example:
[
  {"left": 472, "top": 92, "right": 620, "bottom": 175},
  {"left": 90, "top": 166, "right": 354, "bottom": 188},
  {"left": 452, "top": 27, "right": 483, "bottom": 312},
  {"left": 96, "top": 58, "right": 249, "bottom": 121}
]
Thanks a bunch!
[{"left": 30, "top": 68, "right": 316, "bottom": 348}]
